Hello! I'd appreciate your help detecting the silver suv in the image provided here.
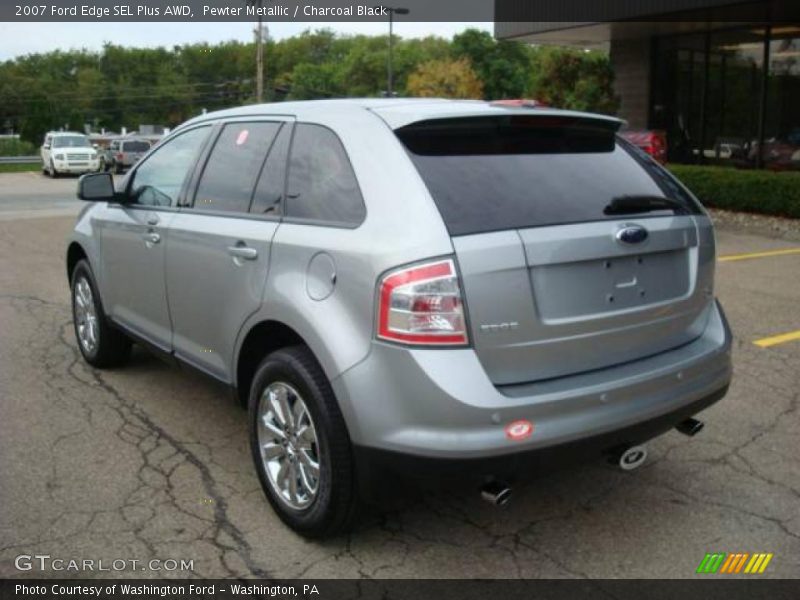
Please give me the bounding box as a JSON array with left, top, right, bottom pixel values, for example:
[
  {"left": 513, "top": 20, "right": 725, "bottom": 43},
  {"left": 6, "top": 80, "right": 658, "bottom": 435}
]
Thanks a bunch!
[{"left": 67, "top": 99, "right": 732, "bottom": 537}]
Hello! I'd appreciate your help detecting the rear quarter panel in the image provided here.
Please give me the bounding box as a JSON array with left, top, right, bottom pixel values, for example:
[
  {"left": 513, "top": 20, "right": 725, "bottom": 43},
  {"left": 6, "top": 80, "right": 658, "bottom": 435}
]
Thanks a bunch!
[{"left": 234, "top": 107, "right": 455, "bottom": 382}]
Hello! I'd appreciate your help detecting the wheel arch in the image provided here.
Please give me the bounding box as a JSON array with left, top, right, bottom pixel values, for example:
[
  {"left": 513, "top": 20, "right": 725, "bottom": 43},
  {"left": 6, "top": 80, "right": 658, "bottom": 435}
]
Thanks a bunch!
[
  {"left": 235, "top": 320, "right": 316, "bottom": 407},
  {"left": 66, "top": 241, "right": 89, "bottom": 282}
]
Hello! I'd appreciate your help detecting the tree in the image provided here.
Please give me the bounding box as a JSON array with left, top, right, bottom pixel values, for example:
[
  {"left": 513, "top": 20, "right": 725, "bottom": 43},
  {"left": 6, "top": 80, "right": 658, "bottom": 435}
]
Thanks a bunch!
[
  {"left": 407, "top": 58, "right": 483, "bottom": 99},
  {"left": 288, "top": 63, "right": 342, "bottom": 99},
  {"left": 0, "top": 29, "right": 624, "bottom": 143},
  {"left": 451, "top": 29, "right": 530, "bottom": 100},
  {"left": 528, "top": 47, "right": 619, "bottom": 114}
]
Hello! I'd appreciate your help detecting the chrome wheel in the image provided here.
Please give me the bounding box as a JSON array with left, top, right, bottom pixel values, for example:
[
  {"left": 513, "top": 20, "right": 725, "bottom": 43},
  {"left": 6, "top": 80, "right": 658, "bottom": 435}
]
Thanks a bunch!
[
  {"left": 257, "top": 382, "right": 321, "bottom": 510},
  {"left": 74, "top": 276, "right": 98, "bottom": 354}
]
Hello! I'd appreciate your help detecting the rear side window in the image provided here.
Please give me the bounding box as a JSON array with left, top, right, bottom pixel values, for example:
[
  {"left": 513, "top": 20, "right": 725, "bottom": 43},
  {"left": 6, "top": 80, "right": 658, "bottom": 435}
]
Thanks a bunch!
[
  {"left": 194, "top": 122, "right": 281, "bottom": 213},
  {"left": 397, "top": 116, "right": 701, "bottom": 236},
  {"left": 285, "top": 124, "right": 365, "bottom": 226}
]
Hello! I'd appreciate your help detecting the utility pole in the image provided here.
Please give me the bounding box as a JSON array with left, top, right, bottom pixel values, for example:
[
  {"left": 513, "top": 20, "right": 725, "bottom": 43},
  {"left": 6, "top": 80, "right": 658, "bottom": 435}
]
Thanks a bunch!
[
  {"left": 247, "top": 0, "right": 265, "bottom": 102},
  {"left": 256, "top": 15, "right": 264, "bottom": 102}
]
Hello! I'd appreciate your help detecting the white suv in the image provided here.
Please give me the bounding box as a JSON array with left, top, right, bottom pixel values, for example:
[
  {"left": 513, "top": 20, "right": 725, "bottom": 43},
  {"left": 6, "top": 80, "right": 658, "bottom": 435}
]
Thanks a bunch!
[{"left": 41, "top": 132, "right": 100, "bottom": 177}]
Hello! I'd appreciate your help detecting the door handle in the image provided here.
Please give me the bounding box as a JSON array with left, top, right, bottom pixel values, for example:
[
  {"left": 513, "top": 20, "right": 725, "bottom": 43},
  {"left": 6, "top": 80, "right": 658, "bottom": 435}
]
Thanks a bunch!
[
  {"left": 142, "top": 232, "right": 161, "bottom": 244},
  {"left": 227, "top": 245, "right": 258, "bottom": 261},
  {"left": 147, "top": 215, "right": 160, "bottom": 226}
]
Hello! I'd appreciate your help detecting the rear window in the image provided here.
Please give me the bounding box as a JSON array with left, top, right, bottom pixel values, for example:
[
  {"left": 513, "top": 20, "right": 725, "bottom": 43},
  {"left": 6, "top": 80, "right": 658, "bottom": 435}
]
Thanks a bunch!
[
  {"left": 397, "top": 116, "right": 700, "bottom": 236},
  {"left": 122, "top": 141, "right": 150, "bottom": 152}
]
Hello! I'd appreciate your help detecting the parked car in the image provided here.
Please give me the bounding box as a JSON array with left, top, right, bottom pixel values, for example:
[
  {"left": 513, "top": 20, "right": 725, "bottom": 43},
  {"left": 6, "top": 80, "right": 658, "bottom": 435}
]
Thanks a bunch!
[
  {"left": 619, "top": 129, "right": 668, "bottom": 164},
  {"left": 41, "top": 132, "right": 100, "bottom": 176},
  {"left": 67, "top": 99, "right": 732, "bottom": 537},
  {"left": 748, "top": 129, "right": 800, "bottom": 171},
  {"left": 100, "top": 138, "right": 151, "bottom": 174}
]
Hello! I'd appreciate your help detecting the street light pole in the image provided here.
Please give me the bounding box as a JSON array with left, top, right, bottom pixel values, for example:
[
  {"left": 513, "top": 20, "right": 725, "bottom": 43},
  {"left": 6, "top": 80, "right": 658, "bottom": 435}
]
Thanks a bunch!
[
  {"left": 387, "top": 9, "right": 393, "bottom": 96},
  {"left": 379, "top": 6, "right": 409, "bottom": 97}
]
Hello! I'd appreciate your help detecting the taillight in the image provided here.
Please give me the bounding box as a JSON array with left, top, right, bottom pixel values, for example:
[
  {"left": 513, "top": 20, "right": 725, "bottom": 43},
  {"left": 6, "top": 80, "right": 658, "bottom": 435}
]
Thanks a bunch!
[
  {"left": 377, "top": 258, "right": 468, "bottom": 346},
  {"left": 116, "top": 153, "right": 123, "bottom": 160}
]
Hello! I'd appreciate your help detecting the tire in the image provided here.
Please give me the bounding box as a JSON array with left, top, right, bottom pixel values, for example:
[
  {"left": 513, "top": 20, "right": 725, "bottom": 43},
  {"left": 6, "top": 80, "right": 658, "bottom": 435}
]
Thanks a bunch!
[
  {"left": 70, "top": 259, "right": 131, "bottom": 368},
  {"left": 248, "top": 346, "right": 357, "bottom": 538},
  {"left": 114, "top": 161, "right": 123, "bottom": 175}
]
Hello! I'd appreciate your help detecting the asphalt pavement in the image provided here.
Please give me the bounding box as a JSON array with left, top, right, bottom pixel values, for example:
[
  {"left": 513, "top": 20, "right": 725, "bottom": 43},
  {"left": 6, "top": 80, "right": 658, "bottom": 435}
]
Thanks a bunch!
[{"left": 0, "top": 172, "right": 798, "bottom": 578}]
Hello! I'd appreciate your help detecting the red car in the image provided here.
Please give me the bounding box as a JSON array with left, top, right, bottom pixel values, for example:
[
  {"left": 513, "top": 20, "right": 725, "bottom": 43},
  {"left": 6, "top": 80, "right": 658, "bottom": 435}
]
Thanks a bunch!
[{"left": 619, "top": 130, "right": 668, "bottom": 164}]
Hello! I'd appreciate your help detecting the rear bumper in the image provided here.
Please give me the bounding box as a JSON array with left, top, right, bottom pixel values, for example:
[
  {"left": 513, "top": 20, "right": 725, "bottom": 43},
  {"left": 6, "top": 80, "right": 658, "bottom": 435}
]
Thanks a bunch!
[
  {"left": 332, "top": 299, "right": 732, "bottom": 461},
  {"left": 353, "top": 383, "right": 728, "bottom": 487}
]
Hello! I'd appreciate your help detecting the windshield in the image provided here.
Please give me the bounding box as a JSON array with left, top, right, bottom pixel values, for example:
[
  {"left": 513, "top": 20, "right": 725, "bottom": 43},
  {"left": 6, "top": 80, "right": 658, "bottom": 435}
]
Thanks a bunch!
[
  {"left": 397, "top": 116, "right": 702, "bottom": 236},
  {"left": 52, "top": 135, "right": 90, "bottom": 148}
]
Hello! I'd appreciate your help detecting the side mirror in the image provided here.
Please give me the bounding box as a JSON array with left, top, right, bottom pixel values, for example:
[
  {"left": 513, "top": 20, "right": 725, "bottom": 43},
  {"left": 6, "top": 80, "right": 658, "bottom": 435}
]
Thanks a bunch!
[
  {"left": 78, "top": 172, "right": 117, "bottom": 202},
  {"left": 43, "top": 144, "right": 51, "bottom": 150}
]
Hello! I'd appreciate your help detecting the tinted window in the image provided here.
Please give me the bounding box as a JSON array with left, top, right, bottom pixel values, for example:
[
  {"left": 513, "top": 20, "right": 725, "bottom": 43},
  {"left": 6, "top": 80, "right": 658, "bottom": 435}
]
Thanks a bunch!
[
  {"left": 194, "top": 122, "right": 280, "bottom": 213},
  {"left": 285, "top": 124, "right": 365, "bottom": 225},
  {"left": 397, "top": 116, "right": 702, "bottom": 236},
  {"left": 122, "top": 141, "right": 150, "bottom": 152},
  {"left": 129, "top": 126, "right": 210, "bottom": 207},
  {"left": 251, "top": 124, "right": 291, "bottom": 215}
]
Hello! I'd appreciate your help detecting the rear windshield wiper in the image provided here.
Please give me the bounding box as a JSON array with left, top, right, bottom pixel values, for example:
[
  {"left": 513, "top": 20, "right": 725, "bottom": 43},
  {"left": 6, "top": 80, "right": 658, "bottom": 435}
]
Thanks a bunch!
[{"left": 604, "top": 195, "right": 690, "bottom": 216}]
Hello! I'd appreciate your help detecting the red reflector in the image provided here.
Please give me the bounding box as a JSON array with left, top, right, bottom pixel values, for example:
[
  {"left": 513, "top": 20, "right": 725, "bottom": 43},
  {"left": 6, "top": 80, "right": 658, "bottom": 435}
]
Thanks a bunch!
[{"left": 505, "top": 420, "right": 534, "bottom": 441}]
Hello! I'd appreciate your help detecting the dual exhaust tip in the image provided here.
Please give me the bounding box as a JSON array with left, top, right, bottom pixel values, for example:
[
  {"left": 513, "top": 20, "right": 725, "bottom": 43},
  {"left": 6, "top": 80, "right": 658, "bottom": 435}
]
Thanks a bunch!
[
  {"left": 479, "top": 417, "right": 705, "bottom": 506},
  {"left": 611, "top": 417, "right": 705, "bottom": 471},
  {"left": 480, "top": 481, "right": 512, "bottom": 507}
]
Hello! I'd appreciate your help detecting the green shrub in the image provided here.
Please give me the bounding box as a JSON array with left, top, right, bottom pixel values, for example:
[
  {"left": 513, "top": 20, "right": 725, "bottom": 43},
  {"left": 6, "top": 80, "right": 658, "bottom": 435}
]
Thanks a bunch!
[
  {"left": 0, "top": 137, "right": 37, "bottom": 156},
  {"left": 668, "top": 164, "right": 800, "bottom": 219}
]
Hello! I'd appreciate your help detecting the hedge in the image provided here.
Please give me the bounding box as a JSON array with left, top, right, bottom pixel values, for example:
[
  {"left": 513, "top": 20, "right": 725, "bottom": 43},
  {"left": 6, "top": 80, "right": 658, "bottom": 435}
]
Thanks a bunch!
[
  {"left": 0, "top": 138, "right": 36, "bottom": 156},
  {"left": 668, "top": 164, "right": 800, "bottom": 219}
]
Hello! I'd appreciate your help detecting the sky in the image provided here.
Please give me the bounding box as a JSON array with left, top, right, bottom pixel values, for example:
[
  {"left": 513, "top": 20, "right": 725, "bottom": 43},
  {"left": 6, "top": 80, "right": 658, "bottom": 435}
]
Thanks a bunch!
[{"left": 0, "top": 21, "right": 493, "bottom": 60}]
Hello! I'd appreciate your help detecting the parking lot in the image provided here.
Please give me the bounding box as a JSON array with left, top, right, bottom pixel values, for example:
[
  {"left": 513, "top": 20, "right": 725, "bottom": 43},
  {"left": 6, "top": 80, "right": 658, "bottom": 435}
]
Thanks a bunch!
[{"left": 0, "top": 171, "right": 798, "bottom": 578}]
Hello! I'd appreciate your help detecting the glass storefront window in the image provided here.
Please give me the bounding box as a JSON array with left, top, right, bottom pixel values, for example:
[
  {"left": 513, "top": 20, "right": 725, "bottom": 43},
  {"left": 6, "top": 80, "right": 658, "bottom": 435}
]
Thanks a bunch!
[
  {"left": 650, "top": 34, "right": 706, "bottom": 164},
  {"left": 762, "top": 27, "right": 800, "bottom": 170},
  {"left": 704, "top": 29, "right": 765, "bottom": 167},
  {"left": 651, "top": 25, "right": 800, "bottom": 169}
]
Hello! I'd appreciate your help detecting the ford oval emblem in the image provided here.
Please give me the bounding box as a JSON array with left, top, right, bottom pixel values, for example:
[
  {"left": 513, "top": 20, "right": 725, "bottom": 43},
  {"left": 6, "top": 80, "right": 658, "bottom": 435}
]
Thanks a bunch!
[{"left": 616, "top": 225, "right": 649, "bottom": 245}]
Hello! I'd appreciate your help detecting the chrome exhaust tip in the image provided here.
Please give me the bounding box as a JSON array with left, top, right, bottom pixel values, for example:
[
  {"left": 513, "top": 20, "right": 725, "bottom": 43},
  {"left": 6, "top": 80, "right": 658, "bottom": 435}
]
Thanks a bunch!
[
  {"left": 616, "top": 445, "right": 648, "bottom": 471},
  {"left": 676, "top": 417, "right": 704, "bottom": 437},
  {"left": 480, "top": 481, "right": 512, "bottom": 506}
]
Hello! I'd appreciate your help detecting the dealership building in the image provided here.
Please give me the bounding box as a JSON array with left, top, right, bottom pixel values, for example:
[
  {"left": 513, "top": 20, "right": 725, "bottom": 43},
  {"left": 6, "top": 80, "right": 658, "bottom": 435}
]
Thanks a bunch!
[{"left": 496, "top": 0, "right": 800, "bottom": 169}]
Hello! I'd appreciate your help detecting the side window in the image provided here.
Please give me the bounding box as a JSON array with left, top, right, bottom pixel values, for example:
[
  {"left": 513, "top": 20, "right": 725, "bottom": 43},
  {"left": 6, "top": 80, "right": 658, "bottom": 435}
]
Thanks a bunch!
[
  {"left": 129, "top": 126, "right": 210, "bottom": 208},
  {"left": 285, "top": 124, "right": 365, "bottom": 226},
  {"left": 250, "top": 123, "right": 291, "bottom": 215},
  {"left": 193, "top": 122, "right": 281, "bottom": 213}
]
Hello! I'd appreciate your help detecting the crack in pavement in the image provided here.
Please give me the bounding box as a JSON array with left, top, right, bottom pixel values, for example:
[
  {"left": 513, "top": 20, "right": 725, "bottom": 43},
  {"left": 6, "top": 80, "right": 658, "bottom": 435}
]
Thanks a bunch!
[{"left": 2, "top": 293, "right": 269, "bottom": 578}]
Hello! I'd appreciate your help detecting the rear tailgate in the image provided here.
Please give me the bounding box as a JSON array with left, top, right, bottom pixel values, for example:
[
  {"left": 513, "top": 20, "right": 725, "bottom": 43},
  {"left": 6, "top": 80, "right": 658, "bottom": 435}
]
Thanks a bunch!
[
  {"left": 396, "top": 113, "right": 714, "bottom": 386},
  {"left": 453, "top": 217, "right": 714, "bottom": 384}
]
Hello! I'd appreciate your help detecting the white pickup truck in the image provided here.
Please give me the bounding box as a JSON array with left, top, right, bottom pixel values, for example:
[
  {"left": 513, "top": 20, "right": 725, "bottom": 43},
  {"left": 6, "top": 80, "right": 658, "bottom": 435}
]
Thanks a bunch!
[{"left": 41, "top": 132, "right": 101, "bottom": 177}]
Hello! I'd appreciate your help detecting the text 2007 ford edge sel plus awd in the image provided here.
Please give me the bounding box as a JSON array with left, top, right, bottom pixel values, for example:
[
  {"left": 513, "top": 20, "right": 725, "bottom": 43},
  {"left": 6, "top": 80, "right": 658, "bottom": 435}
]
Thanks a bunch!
[{"left": 67, "top": 99, "right": 732, "bottom": 537}]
